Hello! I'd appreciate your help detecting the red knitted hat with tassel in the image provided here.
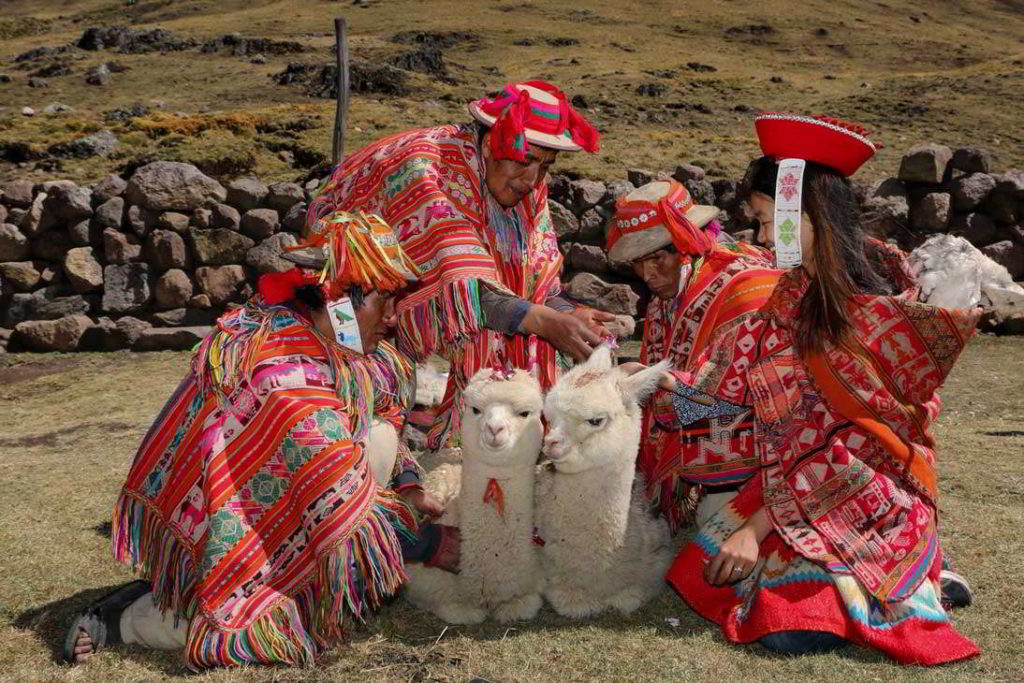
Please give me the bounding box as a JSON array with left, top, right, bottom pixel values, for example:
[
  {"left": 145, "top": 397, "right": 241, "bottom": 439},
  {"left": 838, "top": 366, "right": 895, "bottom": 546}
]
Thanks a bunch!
[
  {"left": 754, "top": 113, "right": 882, "bottom": 177},
  {"left": 468, "top": 81, "right": 600, "bottom": 162}
]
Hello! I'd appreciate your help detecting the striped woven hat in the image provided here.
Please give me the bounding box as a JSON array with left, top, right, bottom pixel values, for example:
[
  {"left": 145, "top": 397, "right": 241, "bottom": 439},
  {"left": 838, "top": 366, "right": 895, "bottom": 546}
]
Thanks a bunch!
[
  {"left": 468, "top": 81, "right": 600, "bottom": 159},
  {"left": 607, "top": 180, "right": 719, "bottom": 263}
]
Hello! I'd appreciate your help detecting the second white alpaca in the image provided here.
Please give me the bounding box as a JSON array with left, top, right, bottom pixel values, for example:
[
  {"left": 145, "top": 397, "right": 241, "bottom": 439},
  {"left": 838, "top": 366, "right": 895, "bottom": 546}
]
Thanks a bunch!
[
  {"left": 403, "top": 368, "right": 544, "bottom": 624},
  {"left": 536, "top": 346, "right": 673, "bottom": 617}
]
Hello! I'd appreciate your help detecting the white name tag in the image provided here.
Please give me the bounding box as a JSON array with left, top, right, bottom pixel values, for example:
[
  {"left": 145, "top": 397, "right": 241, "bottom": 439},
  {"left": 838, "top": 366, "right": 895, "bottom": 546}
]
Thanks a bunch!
[
  {"left": 326, "top": 296, "right": 363, "bottom": 354},
  {"left": 773, "top": 158, "right": 806, "bottom": 269}
]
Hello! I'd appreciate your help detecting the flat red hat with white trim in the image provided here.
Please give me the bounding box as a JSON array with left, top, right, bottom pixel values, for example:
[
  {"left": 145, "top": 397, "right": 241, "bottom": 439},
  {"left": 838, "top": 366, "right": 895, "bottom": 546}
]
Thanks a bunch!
[{"left": 754, "top": 113, "right": 882, "bottom": 177}]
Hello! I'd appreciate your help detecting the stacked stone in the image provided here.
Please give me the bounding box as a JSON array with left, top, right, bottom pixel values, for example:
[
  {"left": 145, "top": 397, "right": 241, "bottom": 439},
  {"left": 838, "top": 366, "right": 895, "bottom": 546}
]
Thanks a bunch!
[
  {"left": 0, "top": 161, "right": 311, "bottom": 352},
  {"left": 3, "top": 144, "right": 1023, "bottom": 353},
  {"left": 864, "top": 144, "right": 1024, "bottom": 280}
]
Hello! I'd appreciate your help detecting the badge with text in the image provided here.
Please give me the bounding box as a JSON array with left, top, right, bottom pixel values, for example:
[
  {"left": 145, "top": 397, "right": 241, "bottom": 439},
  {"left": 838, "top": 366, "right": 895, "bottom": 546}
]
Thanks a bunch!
[
  {"left": 326, "top": 296, "right": 363, "bottom": 354},
  {"left": 773, "top": 158, "right": 806, "bottom": 269}
]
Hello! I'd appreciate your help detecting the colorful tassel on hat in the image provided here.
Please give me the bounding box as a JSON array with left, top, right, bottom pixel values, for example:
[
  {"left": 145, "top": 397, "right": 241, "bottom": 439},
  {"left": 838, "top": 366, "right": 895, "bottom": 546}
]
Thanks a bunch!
[
  {"left": 475, "top": 81, "right": 600, "bottom": 161},
  {"left": 293, "top": 211, "right": 421, "bottom": 298}
]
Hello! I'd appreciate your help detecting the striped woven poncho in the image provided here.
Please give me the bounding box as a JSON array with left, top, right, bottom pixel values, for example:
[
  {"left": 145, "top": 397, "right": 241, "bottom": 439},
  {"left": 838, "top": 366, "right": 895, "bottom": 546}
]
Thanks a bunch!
[
  {"left": 112, "top": 302, "right": 416, "bottom": 669},
  {"left": 639, "top": 239, "right": 780, "bottom": 531},
  {"left": 308, "top": 124, "right": 564, "bottom": 449}
]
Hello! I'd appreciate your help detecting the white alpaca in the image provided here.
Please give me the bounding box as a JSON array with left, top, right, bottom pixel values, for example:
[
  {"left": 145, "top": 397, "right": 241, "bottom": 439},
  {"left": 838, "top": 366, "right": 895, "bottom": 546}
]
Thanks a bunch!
[
  {"left": 403, "top": 368, "right": 544, "bottom": 624},
  {"left": 536, "top": 346, "right": 673, "bottom": 618}
]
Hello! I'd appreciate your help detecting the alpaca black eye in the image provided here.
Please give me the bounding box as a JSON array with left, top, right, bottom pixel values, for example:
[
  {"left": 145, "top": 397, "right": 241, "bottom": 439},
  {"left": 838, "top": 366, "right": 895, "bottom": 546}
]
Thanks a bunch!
[
  {"left": 518, "top": 410, "right": 531, "bottom": 418},
  {"left": 471, "top": 406, "right": 481, "bottom": 415},
  {"left": 587, "top": 417, "right": 604, "bottom": 427}
]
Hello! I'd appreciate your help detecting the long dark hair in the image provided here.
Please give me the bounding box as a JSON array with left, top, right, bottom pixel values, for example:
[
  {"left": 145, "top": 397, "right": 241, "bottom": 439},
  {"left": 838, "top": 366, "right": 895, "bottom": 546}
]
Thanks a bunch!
[{"left": 742, "top": 156, "right": 890, "bottom": 351}]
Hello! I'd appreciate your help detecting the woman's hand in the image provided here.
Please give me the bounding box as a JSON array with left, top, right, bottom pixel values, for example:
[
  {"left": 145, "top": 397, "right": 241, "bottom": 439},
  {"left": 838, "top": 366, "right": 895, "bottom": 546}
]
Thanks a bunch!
[
  {"left": 523, "top": 305, "right": 603, "bottom": 361},
  {"left": 400, "top": 487, "right": 445, "bottom": 519},
  {"left": 705, "top": 525, "right": 759, "bottom": 585}
]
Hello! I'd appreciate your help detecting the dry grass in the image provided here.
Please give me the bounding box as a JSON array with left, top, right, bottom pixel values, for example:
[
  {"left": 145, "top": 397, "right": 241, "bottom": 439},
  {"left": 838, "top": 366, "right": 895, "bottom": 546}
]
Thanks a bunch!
[
  {"left": 0, "top": 336, "right": 1022, "bottom": 682},
  {"left": 1, "top": 0, "right": 1023, "bottom": 185}
]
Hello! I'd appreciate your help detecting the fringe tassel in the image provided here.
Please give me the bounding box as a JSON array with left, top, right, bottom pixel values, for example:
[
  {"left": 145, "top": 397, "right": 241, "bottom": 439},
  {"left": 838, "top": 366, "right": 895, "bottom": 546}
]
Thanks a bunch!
[
  {"left": 112, "top": 492, "right": 198, "bottom": 618},
  {"left": 649, "top": 475, "right": 700, "bottom": 534},
  {"left": 113, "top": 491, "right": 417, "bottom": 670},
  {"left": 396, "top": 278, "right": 487, "bottom": 362}
]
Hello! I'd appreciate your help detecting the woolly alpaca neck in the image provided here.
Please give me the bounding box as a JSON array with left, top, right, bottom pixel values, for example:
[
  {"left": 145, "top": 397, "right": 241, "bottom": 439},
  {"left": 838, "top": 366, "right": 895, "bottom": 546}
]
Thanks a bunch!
[
  {"left": 458, "top": 458, "right": 537, "bottom": 605},
  {"left": 544, "top": 414, "right": 641, "bottom": 547},
  {"left": 547, "top": 458, "right": 635, "bottom": 545},
  {"left": 460, "top": 462, "right": 534, "bottom": 528}
]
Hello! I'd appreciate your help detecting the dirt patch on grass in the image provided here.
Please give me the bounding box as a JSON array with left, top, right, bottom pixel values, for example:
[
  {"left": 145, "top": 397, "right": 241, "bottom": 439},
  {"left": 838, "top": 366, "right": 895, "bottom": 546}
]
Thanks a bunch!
[
  {"left": 0, "top": 358, "right": 79, "bottom": 385},
  {"left": 0, "top": 421, "right": 136, "bottom": 448}
]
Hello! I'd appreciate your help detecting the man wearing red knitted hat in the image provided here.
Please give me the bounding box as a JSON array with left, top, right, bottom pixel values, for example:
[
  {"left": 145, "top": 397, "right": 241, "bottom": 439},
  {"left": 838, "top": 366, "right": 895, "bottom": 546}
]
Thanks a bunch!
[
  {"left": 609, "top": 180, "right": 779, "bottom": 534},
  {"left": 308, "top": 81, "right": 617, "bottom": 449}
]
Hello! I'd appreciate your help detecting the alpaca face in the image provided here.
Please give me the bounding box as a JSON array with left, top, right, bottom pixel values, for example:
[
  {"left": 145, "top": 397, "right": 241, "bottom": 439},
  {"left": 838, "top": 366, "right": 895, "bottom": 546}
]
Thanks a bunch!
[
  {"left": 461, "top": 369, "right": 544, "bottom": 469},
  {"left": 542, "top": 346, "right": 667, "bottom": 474}
]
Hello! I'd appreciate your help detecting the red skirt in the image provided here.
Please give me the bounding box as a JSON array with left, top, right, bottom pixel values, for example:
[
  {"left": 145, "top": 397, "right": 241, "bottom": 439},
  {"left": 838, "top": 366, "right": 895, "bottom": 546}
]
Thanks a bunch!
[{"left": 666, "top": 485, "right": 980, "bottom": 666}]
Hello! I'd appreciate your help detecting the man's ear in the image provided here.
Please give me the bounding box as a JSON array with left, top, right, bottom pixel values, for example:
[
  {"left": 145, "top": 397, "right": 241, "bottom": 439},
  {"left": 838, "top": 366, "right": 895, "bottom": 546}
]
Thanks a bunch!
[{"left": 480, "top": 131, "right": 492, "bottom": 162}]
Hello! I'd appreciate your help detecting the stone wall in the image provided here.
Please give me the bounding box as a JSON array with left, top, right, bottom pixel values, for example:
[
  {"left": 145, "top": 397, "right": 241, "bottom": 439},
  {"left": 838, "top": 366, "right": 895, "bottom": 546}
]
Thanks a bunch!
[
  {"left": 0, "top": 161, "right": 313, "bottom": 351},
  {"left": 2, "top": 143, "right": 1023, "bottom": 352}
]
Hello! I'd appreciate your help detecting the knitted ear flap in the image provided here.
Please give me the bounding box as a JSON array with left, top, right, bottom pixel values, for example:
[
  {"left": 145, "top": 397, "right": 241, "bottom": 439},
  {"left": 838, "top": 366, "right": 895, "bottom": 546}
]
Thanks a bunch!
[
  {"left": 658, "top": 194, "right": 715, "bottom": 255},
  {"left": 486, "top": 88, "right": 531, "bottom": 162}
]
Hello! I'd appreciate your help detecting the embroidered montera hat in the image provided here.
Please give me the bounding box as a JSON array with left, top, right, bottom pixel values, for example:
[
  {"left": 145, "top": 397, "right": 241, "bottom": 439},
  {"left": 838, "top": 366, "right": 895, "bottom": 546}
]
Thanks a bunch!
[
  {"left": 468, "top": 80, "right": 600, "bottom": 161},
  {"left": 754, "top": 112, "right": 881, "bottom": 178},
  {"left": 606, "top": 180, "right": 719, "bottom": 263},
  {"left": 753, "top": 113, "right": 882, "bottom": 268}
]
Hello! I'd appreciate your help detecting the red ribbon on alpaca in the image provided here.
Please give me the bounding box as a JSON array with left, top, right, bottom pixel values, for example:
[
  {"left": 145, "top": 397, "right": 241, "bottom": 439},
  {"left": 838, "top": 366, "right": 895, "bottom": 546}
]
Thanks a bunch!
[{"left": 483, "top": 478, "right": 506, "bottom": 518}]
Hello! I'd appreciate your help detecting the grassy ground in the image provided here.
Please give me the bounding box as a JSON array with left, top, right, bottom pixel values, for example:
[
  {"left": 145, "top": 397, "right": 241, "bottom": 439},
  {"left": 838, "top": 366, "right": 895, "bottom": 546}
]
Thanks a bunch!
[
  {"left": 0, "top": 335, "right": 1022, "bottom": 682},
  {"left": 2, "top": 0, "right": 1024, "bottom": 185}
]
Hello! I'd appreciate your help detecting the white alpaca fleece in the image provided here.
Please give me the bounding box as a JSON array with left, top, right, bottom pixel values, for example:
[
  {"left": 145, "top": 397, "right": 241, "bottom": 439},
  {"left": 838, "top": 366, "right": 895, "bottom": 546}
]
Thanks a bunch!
[
  {"left": 403, "top": 368, "right": 545, "bottom": 624},
  {"left": 536, "top": 346, "right": 674, "bottom": 617}
]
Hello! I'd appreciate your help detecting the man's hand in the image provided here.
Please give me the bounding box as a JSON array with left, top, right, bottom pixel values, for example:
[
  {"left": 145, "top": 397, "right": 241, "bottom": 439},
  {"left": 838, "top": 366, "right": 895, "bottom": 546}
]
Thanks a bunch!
[
  {"left": 400, "top": 487, "right": 445, "bottom": 519},
  {"left": 522, "top": 305, "right": 603, "bottom": 361},
  {"left": 619, "top": 362, "right": 677, "bottom": 392},
  {"left": 426, "top": 525, "right": 461, "bottom": 574},
  {"left": 569, "top": 307, "right": 616, "bottom": 338}
]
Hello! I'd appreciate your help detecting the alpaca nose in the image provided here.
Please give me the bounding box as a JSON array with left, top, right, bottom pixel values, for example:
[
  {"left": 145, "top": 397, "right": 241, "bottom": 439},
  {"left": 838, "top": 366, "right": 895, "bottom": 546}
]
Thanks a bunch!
[
  {"left": 485, "top": 422, "right": 507, "bottom": 440},
  {"left": 543, "top": 434, "right": 564, "bottom": 458}
]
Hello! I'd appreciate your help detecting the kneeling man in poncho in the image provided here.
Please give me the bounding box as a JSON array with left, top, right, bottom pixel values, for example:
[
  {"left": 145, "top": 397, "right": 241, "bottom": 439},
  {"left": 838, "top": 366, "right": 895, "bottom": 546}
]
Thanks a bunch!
[
  {"left": 65, "top": 214, "right": 455, "bottom": 669},
  {"left": 609, "top": 180, "right": 779, "bottom": 532}
]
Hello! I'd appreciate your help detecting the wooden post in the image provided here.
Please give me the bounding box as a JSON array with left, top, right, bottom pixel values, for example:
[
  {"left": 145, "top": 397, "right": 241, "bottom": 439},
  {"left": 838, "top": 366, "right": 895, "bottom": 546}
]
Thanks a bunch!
[{"left": 331, "top": 17, "right": 350, "bottom": 165}]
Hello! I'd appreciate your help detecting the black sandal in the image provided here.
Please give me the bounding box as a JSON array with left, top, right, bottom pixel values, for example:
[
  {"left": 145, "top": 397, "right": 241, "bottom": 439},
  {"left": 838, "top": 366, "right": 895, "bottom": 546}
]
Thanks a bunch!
[{"left": 62, "top": 580, "right": 152, "bottom": 664}]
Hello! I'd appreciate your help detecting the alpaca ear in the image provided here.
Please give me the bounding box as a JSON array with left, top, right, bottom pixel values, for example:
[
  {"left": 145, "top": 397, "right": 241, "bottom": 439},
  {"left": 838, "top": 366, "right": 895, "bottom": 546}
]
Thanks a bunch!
[
  {"left": 619, "top": 360, "right": 671, "bottom": 406},
  {"left": 583, "top": 344, "right": 613, "bottom": 371}
]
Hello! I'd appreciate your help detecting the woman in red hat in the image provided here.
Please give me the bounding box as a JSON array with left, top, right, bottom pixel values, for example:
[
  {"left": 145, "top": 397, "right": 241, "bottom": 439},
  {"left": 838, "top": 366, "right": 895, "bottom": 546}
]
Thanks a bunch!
[
  {"left": 660, "top": 114, "right": 981, "bottom": 664},
  {"left": 308, "top": 81, "right": 615, "bottom": 450}
]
